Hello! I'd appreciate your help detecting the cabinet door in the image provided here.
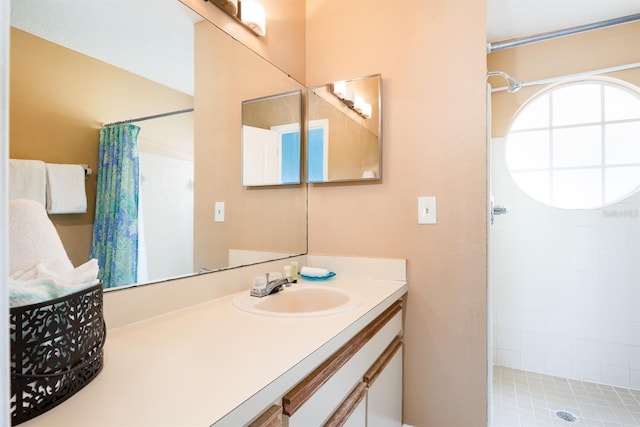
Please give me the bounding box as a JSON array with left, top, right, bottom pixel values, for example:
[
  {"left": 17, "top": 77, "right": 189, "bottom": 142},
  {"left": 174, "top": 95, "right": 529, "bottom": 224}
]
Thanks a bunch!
[
  {"left": 324, "top": 382, "right": 367, "bottom": 427},
  {"left": 343, "top": 399, "right": 366, "bottom": 427},
  {"left": 365, "top": 336, "right": 403, "bottom": 427},
  {"left": 283, "top": 302, "right": 402, "bottom": 426}
]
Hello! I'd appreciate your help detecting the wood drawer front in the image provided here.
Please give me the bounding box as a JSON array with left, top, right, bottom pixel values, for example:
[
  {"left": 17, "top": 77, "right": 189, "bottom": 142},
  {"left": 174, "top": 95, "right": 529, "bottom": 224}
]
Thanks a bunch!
[
  {"left": 363, "top": 335, "right": 403, "bottom": 387},
  {"left": 324, "top": 382, "right": 367, "bottom": 427},
  {"left": 283, "top": 302, "right": 402, "bottom": 426},
  {"left": 247, "top": 405, "right": 282, "bottom": 427}
]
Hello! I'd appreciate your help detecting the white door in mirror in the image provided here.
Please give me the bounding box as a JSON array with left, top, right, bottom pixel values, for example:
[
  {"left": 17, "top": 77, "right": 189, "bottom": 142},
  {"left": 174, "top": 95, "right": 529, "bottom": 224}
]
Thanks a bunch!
[{"left": 418, "top": 196, "right": 436, "bottom": 224}]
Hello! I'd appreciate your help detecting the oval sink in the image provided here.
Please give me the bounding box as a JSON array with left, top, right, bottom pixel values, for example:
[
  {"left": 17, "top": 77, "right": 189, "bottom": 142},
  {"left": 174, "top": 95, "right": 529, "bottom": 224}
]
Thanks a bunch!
[{"left": 232, "top": 285, "right": 362, "bottom": 317}]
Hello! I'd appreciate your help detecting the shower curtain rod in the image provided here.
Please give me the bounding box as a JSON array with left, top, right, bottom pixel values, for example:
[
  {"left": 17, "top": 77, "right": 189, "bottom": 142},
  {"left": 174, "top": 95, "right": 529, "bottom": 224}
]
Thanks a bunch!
[
  {"left": 488, "top": 12, "right": 640, "bottom": 53},
  {"left": 490, "top": 61, "right": 640, "bottom": 93},
  {"left": 103, "top": 108, "right": 194, "bottom": 127}
]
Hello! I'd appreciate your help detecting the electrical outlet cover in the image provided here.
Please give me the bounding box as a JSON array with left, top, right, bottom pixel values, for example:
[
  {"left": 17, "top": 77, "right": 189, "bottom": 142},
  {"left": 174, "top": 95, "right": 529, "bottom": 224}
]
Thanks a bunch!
[
  {"left": 418, "top": 196, "right": 436, "bottom": 224},
  {"left": 215, "top": 201, "right": 225, "bottom": 222}
]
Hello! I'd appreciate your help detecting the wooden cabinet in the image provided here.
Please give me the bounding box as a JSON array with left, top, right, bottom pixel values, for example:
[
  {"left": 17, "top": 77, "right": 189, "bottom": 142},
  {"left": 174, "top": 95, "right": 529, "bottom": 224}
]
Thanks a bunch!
[
  {"left": 281, "top": 300, "right": 403, "bottom": 427},
  {"left": 248, "top": 405, "right": 282, "bottom": 427},
  {"left": 325, "top": 382, "right": 367, "bottom": 427}
]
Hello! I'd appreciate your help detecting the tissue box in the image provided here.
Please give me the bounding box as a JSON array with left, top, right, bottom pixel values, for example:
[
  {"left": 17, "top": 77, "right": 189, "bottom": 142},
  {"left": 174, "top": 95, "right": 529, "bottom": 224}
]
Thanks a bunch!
[{"left": 9, "top": 283, "right": 106, "bottom": 425}]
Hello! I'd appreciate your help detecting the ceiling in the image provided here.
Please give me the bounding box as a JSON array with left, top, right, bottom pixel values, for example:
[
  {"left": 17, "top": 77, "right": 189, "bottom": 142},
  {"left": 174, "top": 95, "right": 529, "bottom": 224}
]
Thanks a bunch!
[
  {"left": 10, "top": 0, "right": 201, "bottom": 95},
  {"left": 487, "top": 0, "right": 640, "bottom": 43},
  {"left": 11, "top": 1, "right": 640, "bottom": 92}
]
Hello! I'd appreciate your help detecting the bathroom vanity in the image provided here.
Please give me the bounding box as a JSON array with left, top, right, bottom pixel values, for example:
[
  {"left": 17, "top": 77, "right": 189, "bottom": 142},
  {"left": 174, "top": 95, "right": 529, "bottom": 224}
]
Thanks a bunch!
[{"left": 20, "top": 256, "right": 407, "bottom": 426}]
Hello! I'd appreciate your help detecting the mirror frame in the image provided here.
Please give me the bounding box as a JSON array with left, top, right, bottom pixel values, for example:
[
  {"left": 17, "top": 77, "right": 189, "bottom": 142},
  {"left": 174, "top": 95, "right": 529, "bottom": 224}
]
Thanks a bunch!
[
  {"left": 241, "top": 89, "right": 303, "bottom": 187},
  {"left": 306, "top": 74, "right": 382, "bottom": 183}
]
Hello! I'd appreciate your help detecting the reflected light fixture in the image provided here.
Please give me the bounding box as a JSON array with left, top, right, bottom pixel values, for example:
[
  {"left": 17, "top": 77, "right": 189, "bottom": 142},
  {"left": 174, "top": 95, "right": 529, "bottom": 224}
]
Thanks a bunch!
[
  {"left": 332, "top": 80, "right": 347, "bottom": 99},
  {"left": 208, "top": 0, "right": 238, "bottom": 16},
  {"left": 353, "top": 96, "right": 372, "bottom": 119},
  {"left": 331, "top": 81, "right": 372, "bottom": 119},
  {"left": 240, "top": 0, "right": 267, "bottom": 36},
  {"left": 205, "top": 0, "right": 266, "bottom": 37}
]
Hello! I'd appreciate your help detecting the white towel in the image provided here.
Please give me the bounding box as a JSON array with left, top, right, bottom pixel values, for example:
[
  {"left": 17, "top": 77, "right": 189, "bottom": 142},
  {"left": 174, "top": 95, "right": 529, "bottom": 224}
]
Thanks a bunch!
[
  {"left": 9, "top": 200, "right": 99, "bottom": 307},
  {"left": 300, "top": 266, "right": 330, "bottom": 278},
  {"left": 9, "top": 199, "right": 74, "bottom": 275},
  {"left": 45, "top": 163, "right": 87, "bottom": 214},
  {"left": 12, "top": 258, "right": 99, "bottom": 285},
  {"left": 9, "top": 265, "right": 100, "bottom": 307},
  {"left": 9, "top": 159, "right": 47, "bottom": 206},
  {"left": 9, "top": 279, "right": 97, "bottom": 307}
]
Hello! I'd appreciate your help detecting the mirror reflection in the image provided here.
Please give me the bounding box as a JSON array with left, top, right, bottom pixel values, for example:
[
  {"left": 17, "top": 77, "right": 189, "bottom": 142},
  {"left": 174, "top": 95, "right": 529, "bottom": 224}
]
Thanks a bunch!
[
  {"left": 9, "top": 0, "right": 307, "bottom": 289},
  {"left": 242, "top": 90, "right": 302, "bottom": 186},
  {"left": 306, "top": 74, "right": 382, "bottom": 183}
]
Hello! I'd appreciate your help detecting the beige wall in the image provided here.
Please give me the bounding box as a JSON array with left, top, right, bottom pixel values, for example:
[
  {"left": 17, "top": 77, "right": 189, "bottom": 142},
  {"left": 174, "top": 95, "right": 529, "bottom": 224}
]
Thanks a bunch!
[
  {"left": 306, "top": 1, "right": 488, "bottom": 426},
  {"left": 489, "top": 20, "right": 640, "bottom": 137},
  {"left": 178, "top": 0, "right": 488, "bottom": 424},
  {"left": 193, "top": 21, "right": 307, "bottom": 271},
  {"left": 9, "top": 28, "right": 193, "bottom": 266}
]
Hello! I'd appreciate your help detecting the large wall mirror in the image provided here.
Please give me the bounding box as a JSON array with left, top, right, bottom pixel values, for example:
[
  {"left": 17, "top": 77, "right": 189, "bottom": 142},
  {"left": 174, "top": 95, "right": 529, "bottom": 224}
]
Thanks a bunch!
[
  {"left": 8, "top": 0, "right": 307, "bottom": 289},
  {"left": 307, "top": 74, "right": 382, "bottom": 183}
]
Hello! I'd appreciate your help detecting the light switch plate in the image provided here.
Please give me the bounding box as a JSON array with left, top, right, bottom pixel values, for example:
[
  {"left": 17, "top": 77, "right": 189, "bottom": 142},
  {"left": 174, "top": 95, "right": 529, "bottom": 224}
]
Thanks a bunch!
[
  {"left": 214, "top": 201, "right": 225, "bottom": 222},
  {"left": 418, "top": 196, "right": 436, "bottom": 224}
]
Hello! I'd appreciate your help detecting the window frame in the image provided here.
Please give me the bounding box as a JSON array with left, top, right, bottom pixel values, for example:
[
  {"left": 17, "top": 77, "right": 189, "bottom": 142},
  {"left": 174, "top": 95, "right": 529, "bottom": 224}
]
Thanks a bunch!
[{"left": 505, "top": 77, "right": 640, "bottom": 209}]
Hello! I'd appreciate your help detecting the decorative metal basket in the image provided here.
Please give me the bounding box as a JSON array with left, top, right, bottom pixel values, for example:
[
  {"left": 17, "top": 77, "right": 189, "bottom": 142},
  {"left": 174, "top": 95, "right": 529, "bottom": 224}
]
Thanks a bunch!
[{"left": 9, "top": 283, "right": 106, "bottom": 425}]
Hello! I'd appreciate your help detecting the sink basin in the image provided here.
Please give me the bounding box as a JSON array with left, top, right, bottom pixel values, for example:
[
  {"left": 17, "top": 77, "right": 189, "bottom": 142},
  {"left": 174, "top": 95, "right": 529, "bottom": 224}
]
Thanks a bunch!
[{"left": 232, "top": 285, "right": 362, "bottom": 317}]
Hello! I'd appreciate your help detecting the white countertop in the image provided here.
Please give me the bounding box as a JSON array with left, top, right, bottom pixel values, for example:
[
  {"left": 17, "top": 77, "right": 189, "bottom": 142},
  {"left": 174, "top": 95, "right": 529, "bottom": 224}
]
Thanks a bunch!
[{"left": 21, "top": 276, "right": 407, "bottom": 427}]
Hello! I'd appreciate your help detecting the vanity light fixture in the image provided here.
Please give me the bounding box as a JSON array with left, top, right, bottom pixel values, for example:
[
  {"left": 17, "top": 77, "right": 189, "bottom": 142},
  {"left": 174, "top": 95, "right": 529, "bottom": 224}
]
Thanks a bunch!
[
  {"left": 240, "top": 0, "right": 267, "bottom": 36},
  {"left": 332, "top": 80, "right": 347, "bottom": 99},
  {"left": 331, "top": 82, "right": 372, "bottom": 119},
  {"left": 208, "top": 0, "right": 238, "bottom": 16},
  {"left": 353, "top": 95, "right": 372, "bottom": 119},
  {"left": 204, "top": 0, "right": 266, "bottom": 37}
]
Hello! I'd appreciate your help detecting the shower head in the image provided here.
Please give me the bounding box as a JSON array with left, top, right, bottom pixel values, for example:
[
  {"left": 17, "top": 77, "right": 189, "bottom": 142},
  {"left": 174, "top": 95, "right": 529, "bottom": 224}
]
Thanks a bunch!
[{"left": 487, "top": 71, "right": 524, "bottom": 93}]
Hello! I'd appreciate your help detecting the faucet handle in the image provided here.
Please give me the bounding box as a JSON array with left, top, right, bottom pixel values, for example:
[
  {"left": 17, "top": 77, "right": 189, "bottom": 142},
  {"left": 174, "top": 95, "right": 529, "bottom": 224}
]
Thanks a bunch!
[
  {"left": 266, "top": 272, "right": 283, "bottom": 283},
  {"left": 250, "top": 275, "right": 268, "bottom": 297}
]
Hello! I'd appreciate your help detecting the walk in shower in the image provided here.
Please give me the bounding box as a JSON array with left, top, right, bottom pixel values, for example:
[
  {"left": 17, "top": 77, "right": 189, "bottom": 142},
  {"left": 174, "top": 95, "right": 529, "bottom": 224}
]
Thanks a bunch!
[{"left": 488, "top": 12, "right": 640, "bottom": 427}]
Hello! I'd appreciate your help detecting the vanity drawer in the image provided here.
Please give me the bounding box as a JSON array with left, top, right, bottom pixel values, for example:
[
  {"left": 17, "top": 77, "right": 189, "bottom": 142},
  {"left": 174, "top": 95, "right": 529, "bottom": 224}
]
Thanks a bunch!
[
  {"left": 364, "top": 336, "right": 403, "bottom": 427},
  {"left": 325, "top": 382, "right": 367, "bottom": 427},
  {"left": 282, "top": 301, "right": 402, "bottom": 426}
]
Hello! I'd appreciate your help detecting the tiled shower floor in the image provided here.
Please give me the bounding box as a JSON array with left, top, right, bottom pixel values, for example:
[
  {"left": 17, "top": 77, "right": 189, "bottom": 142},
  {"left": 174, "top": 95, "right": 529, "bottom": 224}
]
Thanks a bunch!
[{"left": 492, "top": 366, "right": 640, "bottom": 427}]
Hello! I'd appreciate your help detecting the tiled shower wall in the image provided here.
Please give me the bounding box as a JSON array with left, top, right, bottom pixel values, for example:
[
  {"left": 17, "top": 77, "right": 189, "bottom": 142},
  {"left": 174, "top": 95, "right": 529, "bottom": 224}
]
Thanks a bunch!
[{"left": 491, "top": 137, "right": 640, "bottom": 389}]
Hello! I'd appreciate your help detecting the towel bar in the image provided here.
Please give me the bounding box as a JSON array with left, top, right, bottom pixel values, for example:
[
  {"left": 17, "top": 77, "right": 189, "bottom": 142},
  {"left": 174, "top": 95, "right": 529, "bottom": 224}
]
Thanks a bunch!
[{"left": 81, "top": 164, "right": 92, "bottom": 179}]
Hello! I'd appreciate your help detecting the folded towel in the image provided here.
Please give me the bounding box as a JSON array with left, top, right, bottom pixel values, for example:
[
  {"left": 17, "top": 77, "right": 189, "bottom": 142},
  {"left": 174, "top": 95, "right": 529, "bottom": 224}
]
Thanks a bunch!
[
  {"left": 45, "top": 163, "right": 87, "bottom": 214},
  {"left": 9, "top": 159, "right": 47, "bottom": 206},
  {"left": 12, "top": 259, "right": 99, "bottom": 285},
  {"left": 300, "top": 266, "right": 330, "bottom": 278},
  {"left": 9, "top": 199, "right": 74, "bottom": 275},
  {"left": 10, "top": 259, "right": 100, "bottom": 307},
  {"left": 10, "top": 279, "right": 62, "bottom": 307},
  {"left": 9, "top": 278, "right": 100, "bottom": 308}
]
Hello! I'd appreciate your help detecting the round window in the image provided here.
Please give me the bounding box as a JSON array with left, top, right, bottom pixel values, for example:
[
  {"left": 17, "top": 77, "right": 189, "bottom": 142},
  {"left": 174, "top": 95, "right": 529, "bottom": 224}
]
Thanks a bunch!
[{"left": 505, "top": 78, "right": 640, "bottom": 209}]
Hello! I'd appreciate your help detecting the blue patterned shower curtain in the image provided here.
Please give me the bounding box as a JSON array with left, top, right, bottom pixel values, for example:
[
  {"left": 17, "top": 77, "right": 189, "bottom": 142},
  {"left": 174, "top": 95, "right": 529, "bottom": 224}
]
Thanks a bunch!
[{"left": 91, "top": 124, "right": 140, "bottom": 289}]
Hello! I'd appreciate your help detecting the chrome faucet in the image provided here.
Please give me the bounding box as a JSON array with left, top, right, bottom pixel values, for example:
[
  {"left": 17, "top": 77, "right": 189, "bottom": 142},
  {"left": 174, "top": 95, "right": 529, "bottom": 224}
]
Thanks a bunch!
[{"left": 250, "top": 272, "right": 292, "bottom": 297}]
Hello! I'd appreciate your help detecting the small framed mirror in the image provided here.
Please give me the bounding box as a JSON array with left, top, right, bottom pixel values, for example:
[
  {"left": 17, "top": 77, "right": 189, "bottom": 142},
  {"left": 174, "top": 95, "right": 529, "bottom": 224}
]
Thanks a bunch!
[
  {"left": 306, "top": 74, "right": 381, "bottom": 183},
  {"left": 242, "top": 90, "right": 303, "bottom": 186}
]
